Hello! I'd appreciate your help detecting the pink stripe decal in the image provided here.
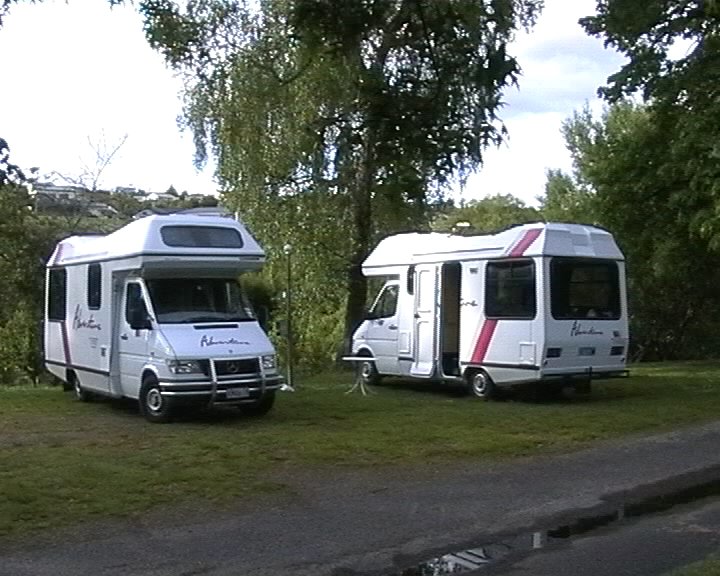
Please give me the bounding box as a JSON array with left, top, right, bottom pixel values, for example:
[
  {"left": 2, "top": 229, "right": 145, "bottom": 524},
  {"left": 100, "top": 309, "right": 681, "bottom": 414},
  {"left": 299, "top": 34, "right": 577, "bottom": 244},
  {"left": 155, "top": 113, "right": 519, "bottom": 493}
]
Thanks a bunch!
[
  {"left": 469, "top": 228, "right": 542, "bottom": 364},
  {"left": 60, "top": 321, "right": 72, "bottom": 365},
  {"left": 510, "top": 228, "right": 541, "bottom": 257},
  {"left": 470, "top": 318, "right": 498, "bottom": 363}
]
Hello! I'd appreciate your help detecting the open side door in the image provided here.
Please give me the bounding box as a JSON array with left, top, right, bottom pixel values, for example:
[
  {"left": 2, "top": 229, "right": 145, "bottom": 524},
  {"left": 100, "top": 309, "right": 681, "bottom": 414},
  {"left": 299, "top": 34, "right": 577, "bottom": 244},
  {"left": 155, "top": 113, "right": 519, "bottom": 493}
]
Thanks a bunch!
[{"left": 410, "top": 264, "right": 437, "bottom": 377}]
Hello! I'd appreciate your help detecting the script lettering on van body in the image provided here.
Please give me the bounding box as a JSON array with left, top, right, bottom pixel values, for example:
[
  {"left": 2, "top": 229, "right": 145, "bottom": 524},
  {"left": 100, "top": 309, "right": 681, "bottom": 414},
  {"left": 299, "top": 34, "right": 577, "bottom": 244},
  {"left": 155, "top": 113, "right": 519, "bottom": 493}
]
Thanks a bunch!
[
  {"left": 200, "top": 335, "right": 250, "bottom": 347},
  {"left": 570, "top": 320, "right": 603, "bottom": 337},
  {"left": 73, "top": 304, "right": 101, "bottom": 330}
]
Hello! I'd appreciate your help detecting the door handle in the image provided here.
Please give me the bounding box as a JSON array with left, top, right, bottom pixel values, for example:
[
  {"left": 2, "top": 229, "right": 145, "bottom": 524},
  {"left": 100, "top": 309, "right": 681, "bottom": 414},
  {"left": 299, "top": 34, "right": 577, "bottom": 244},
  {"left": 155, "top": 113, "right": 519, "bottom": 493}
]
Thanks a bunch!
[
  {"left": 388, "top": 324, "right": 398, "bottom": 330},
  {"left": 120, "top": 334, "right": 129, "bottom": 340}
]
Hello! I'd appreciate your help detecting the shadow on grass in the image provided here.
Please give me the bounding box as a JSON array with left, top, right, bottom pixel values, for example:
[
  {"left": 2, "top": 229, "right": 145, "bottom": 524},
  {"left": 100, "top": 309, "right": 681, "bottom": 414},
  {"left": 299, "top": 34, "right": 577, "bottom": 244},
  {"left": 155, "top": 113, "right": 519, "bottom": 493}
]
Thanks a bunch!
[{"left": 374, "top": 376, "right": 645, "bottom": 405}]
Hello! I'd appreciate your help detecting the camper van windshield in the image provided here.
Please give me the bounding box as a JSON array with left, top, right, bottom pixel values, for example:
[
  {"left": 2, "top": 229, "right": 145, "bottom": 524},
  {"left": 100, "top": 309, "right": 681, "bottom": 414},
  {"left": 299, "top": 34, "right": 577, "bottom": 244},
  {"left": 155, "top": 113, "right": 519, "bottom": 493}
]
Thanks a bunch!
[
  {"left": 145, "top": 278, "right": 255, "bottom": 324},
  {"left": 550, "top": 257, "right": 621, "bottom": 320}
]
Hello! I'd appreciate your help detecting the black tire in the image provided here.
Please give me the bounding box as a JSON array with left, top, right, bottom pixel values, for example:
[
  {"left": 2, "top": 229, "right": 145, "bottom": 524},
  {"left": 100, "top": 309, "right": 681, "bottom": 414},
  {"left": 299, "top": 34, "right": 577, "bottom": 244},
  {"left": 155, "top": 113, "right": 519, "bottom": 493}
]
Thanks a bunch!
[
  {"left": 358, "top": 359, "right": 381, "bottom": 387},
  {"left": 71, "top": 373, "right": 92, "bottom": 402},
  {"left": 139, "top": 376, "right": 174, "bottom": 423},
  {"left": 238, "top": 391, "right": 276, "bottom": 417},
  {"left": 466, "top": 369, "right": 495, "bottom": 400}
]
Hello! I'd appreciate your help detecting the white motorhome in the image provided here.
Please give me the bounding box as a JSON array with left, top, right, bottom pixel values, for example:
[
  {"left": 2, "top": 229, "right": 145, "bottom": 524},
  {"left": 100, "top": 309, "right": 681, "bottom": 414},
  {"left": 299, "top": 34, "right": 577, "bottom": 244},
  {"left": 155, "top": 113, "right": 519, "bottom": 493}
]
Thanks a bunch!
[
  {"left": 351, "top": 222, "right": 629, "bottom": 398},
  {"left": 44, "top": 211, "right": 283, "bottom": 422}
]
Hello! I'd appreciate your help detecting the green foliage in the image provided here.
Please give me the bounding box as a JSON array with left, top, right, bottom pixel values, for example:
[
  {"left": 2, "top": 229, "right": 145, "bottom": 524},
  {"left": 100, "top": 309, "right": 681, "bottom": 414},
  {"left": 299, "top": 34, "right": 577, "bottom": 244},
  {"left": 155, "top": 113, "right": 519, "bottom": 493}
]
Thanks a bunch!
[
  {"left": 432, "top": 194, "right": 539, "bottom": 233},
  {"left": 544, "top": 102, "right": 720, "bottom": 360},
  {"left": 580, "top": 0, "right": 720, "bottom": 105},
  {"left": 140, "top": 0, "right": 544, "bottom": 364},
  {"left": 539, "top": 169, "right": 596, "bottom": 224}
]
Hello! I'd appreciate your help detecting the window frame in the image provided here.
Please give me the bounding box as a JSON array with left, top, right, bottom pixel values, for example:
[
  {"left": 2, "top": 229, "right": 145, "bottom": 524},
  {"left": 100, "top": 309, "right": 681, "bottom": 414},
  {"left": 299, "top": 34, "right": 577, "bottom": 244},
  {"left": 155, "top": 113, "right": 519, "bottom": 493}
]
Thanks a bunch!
[
  {"left": 87, "top": 263, "right": 102, "bottom": 310},
  {"left": 125, "top": 282, "right": 149, "bottom": 325},
  {"left": 549, "top": 257, "right": 621, "bottom": 321},
  {"left": 160, "top": 225, "right": 244, "bottom": 248},
  {"left": 484, "top": 258, "right": 537, "bottom": 320},
  {"left": 369, "top": 283, "right": 399, "bottom": 319},
  {"left": 48, "top": 268, "right": 67, "bottom": 321}
]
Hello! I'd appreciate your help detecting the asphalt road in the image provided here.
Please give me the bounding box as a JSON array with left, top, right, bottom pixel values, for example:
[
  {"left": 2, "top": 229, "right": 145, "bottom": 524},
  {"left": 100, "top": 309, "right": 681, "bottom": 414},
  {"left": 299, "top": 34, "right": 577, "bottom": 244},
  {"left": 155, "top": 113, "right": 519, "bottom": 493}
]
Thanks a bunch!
[{"left": 4, "top": 421, "right": 720, "bottom": 576}]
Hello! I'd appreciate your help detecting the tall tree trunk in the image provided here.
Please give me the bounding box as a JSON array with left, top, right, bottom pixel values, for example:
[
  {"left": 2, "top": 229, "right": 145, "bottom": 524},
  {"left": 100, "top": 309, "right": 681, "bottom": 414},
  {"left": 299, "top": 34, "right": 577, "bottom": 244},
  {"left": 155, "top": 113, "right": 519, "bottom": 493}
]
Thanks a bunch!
[{"left": 341, "top": 130, "right": 375, "bottom": 355}]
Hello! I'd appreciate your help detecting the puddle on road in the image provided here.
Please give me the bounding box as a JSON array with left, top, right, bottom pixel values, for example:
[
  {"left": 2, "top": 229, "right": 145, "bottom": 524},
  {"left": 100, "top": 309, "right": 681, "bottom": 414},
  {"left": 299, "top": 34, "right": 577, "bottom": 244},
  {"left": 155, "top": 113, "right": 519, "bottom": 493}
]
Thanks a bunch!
[{"left": 394, "top": 475, "right": 720, "bottom": 575}]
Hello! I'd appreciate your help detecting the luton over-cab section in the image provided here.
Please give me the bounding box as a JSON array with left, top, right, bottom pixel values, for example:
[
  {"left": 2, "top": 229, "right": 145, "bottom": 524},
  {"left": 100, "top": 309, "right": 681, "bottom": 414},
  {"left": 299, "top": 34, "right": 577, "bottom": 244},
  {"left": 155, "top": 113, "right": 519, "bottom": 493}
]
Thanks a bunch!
[
  {"left": 44, "top": 210, "right": 282, "bottom": 422},
  {"left": 351, "top": 222, "right": 629, "bottom": 398}
]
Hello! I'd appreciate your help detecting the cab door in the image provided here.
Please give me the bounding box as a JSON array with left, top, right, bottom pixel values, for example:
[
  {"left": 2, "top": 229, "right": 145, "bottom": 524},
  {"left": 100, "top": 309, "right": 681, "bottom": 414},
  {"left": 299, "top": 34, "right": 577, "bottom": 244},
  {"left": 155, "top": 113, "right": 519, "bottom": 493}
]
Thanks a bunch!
[
  {"left": 117, "top": 280, "right": 151, "bottom": 398},
  {"left": 364, "top": 282, "right": 400, "bottom": 375}
]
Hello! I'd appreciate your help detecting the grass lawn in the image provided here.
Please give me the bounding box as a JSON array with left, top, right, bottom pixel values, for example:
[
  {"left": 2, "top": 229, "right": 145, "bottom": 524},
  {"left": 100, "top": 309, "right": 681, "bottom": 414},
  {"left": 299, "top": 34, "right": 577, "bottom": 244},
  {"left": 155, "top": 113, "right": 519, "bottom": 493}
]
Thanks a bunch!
[
  {"left": 667, "top": 556, "right": 720, "bottom": 576},
  {"left": 2, "top": 360, "right": 720, "bottom": 537}
]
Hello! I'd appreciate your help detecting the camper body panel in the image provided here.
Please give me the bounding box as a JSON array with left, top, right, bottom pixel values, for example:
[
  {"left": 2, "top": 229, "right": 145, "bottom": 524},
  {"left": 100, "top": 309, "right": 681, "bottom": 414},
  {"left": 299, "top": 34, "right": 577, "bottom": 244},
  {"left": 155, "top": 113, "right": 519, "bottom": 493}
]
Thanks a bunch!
[
  {"left": 352, "top": 222, "right": 629, "bottom": 391},
  {"left": 44, "top": 213, "right": 282, "bottom": 417}
]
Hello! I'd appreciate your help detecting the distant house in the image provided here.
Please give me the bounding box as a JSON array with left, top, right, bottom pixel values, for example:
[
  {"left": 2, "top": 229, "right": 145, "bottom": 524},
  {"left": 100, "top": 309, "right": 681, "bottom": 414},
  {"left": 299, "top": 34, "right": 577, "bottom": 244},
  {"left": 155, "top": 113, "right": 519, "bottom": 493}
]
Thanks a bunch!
[
  {"left": 34, "top": 182, "right": 87, "bottom": 202},
  {"left": 113, "top": 186, "right": 145, "bottom": 197},
  {"left": 145, "top": 192, "right": 178, "bottom": 202}
]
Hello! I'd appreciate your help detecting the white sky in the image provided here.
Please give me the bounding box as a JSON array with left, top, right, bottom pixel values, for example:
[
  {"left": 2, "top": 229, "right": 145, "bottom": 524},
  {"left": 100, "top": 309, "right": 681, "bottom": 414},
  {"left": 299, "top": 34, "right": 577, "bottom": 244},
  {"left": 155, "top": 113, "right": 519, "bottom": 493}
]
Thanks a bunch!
[{"left": 0, "top": 0, "right": 624, "bottom": 204}]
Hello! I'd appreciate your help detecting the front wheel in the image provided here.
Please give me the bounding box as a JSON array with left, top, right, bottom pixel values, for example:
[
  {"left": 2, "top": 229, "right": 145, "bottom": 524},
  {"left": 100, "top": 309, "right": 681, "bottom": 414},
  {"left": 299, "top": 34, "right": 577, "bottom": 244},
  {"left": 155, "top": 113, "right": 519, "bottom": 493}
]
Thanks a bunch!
[
  {"left": 358, "top": 359, "right": 381, "bottom": 387},
  {"left": 466, "top": 369, "right": 495, "bottom": 400},
  {"left": 238, "top": 391, "right": 276, "bottom": 417},
  {"left": 139, "top": 376, "right": 174, "bottom": 423}
]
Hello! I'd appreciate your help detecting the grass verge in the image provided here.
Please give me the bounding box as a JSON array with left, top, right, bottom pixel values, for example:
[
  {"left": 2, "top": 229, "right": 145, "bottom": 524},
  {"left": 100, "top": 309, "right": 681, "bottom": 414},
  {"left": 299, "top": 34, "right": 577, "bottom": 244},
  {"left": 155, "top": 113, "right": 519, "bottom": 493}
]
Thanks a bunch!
[
  {"left": 666, "top": 556, "right": 720, "bottom": 576},
  {"left": 2, "top": 361, "right": 720, "bottom": 537}
]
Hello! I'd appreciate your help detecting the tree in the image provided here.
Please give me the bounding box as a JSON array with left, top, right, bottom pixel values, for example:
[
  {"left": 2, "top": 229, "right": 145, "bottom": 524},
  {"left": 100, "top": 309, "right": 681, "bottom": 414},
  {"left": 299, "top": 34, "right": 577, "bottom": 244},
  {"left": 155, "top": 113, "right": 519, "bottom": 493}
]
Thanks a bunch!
[
  {"left": 553, "top": 101, "right": 720, "bottom": 360},
  {"left": 0, "top": 137, "right": 25, "bottom": 185},
  {"left": 538, "top": 169, "right": 596, "bottom": 224},
  {"left": 140, "top": 0, "right": 544, "bottom": 350},
  {"left": 580, "top": 1, "right": 720, "bottom": 245},
  {"left": 432, "top": 194, "right": 539, "bottom": 234},
  {"left": 580, "top": 0, "right": 720, "bottom": 105}
]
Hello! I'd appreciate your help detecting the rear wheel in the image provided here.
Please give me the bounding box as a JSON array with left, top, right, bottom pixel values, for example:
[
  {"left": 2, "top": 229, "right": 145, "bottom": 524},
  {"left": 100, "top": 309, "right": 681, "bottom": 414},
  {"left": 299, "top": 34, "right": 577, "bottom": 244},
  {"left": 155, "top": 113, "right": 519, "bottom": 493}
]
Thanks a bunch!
[
  {"left": 466, "top": 369, "right": 495, "bottom": 400},
  {"left": 71, "top": 373, "right": 92, "bottom": 402},
  {"left": 139, "top": 376, "right": 174, "bottom": 423},
  {"left": 238, "top": 391, "right": 276, "bottom": 417}
]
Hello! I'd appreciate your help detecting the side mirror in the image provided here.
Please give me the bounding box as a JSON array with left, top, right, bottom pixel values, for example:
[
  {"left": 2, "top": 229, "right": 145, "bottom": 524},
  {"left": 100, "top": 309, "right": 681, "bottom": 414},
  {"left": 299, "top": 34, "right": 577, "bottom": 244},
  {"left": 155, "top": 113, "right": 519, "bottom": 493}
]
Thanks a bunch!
[
  {"left": 256, "top": 306, "right": 269, "bottom": 329},
  {"left": 129, "top": 306, "right": 152, "bottom": 330},
  {"left": 364, "top": 309, "right": 377, "bottom": 321}
]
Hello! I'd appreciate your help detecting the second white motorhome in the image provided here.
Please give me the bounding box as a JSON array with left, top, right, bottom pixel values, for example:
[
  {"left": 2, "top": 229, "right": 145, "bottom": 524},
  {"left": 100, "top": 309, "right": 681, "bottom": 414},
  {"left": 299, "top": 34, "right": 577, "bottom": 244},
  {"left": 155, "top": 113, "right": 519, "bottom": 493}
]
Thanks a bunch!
[
  {"left": 351, "top": 222, "right": 629, "bottom": 398},
  {"left": 44, "top": 210, "right": 283, "bottom": 422}
]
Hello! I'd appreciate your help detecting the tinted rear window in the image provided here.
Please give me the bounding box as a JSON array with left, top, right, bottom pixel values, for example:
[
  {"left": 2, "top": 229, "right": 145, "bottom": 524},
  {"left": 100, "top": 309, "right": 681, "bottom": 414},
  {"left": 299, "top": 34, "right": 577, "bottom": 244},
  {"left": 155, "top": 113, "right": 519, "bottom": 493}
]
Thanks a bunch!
[
  {"left": 550, "top": 257, "right": 621, "bottom": 320},
  {"left": 160, "top": 226, "right": 243, "bottom": 248}
]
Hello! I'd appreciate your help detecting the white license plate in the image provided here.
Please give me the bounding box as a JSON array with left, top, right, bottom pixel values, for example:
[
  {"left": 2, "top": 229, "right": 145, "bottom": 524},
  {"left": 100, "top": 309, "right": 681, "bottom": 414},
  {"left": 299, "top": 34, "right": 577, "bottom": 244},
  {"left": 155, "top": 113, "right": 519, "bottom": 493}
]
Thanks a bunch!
[{"left": 225, "top": 387, "right": 250, "bottom": 399}]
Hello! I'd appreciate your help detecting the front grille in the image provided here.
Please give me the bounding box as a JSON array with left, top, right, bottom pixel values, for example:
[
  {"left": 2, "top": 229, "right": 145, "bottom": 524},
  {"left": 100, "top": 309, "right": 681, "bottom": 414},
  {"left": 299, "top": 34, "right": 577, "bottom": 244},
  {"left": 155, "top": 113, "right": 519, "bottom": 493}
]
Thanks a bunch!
[{"left": 199, "top": 358, "right": 259, "bottom": 377}]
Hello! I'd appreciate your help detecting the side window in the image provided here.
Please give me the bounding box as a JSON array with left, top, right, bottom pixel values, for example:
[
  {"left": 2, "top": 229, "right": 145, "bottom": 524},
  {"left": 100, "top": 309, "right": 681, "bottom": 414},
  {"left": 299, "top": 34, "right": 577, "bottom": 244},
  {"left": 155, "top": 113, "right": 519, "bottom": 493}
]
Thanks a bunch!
[
  {"left": 371, "top": 284, "right": 399, "bottom": 319},
  {"left": 48, "top": 268, "right": 67, "bottom": 321},
  {"left": 87, "top": 263, "right": 102, "bottom": 310},
  {"left": 125, "top": 283, "right": 148, "bottom": 325},
  {"left": 485, "top": 259, "right": 536, "bottom": 319}
]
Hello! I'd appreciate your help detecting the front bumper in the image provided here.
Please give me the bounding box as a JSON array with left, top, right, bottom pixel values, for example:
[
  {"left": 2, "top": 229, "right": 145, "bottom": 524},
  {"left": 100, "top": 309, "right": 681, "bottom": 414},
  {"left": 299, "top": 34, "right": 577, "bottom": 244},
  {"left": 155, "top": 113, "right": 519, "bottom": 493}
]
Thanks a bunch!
[{"left": 159, "top": 356, "right": 283, "bottom": 404}]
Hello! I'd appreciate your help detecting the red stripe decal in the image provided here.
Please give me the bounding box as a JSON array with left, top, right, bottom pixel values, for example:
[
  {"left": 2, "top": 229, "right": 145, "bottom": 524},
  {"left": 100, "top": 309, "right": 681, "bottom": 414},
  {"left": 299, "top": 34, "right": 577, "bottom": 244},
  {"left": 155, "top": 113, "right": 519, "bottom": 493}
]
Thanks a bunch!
[
  {"left": 60, "top": 321, "right": 72, "bottom": 365},
  {"left": 469, "top": 228, "right": 541, "bottom": 364},
  {"left": 510, "top": 228, "right": 541, "bottom": 257},
  {"left": 471, "top": 318, "right": 498, "bottom": 363}
]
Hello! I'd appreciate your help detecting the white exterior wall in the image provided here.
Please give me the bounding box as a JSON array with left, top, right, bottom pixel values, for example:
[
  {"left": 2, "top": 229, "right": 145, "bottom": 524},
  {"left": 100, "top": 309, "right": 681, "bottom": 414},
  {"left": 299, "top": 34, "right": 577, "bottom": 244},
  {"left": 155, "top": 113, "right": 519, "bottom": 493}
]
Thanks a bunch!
[{"left": 355, "top": 222, "right": 629, "bottom": 386}]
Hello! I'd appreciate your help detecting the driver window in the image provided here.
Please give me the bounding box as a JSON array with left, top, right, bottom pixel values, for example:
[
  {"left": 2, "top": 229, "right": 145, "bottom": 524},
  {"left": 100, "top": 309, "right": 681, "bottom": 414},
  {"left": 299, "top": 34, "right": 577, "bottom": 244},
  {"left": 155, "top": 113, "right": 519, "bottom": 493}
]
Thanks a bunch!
[
  {"left": 371, "top": 284, "right": 399, "bottom": 319},
  {"left": 125, "top": 283, "right": 148, "bottom": 324}
]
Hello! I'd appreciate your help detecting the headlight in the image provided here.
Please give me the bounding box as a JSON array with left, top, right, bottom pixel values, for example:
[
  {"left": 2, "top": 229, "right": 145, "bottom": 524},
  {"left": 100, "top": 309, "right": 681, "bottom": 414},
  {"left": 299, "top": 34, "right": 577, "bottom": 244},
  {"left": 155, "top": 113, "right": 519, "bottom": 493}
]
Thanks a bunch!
[
  {"left": 167, "top": 359, "right": 204, "bottom": 374},
  {"left": 261, "top": 354, "right": 277, "bottom": 371}
]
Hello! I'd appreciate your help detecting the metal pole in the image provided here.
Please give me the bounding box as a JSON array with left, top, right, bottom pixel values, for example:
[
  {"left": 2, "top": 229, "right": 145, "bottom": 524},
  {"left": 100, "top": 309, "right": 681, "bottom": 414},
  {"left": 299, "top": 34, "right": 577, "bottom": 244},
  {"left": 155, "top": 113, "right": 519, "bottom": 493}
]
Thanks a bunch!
[{"left": 283, "top": 243, "right": 294, "bottom": 390}]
